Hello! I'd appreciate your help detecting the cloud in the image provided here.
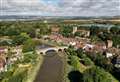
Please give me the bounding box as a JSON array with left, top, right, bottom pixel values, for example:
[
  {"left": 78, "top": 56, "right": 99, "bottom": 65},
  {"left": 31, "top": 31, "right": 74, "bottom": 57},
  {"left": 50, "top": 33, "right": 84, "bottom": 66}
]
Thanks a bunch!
[
  {"left": 57, "top": 0, "right": 120, "bottom": 16},
  {"left": 0, "top": 0, "right": 120, "bottom": 16}
]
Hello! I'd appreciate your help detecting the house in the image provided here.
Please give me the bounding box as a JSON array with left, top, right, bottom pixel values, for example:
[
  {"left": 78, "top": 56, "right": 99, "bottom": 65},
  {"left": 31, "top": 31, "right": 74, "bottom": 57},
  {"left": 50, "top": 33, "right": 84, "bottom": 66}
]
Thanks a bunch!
[
  {"left": 36, "top": 29, "right": 40, "bottom": 38},
  {"left": 106, "top": 40, "right": 113, "bottom": 48},
  {"left": 11, "top": 47, "right": 22, "bottom": 60},
  {"left": 0, "top": 47, "right": 8, "bottom": 55},
  {"left": 72, "top": 27, "right": 78, "bottom": 34},
  {"left": 76, "top": 29, "right": 90, "bottom": 37},
  {"left": 43, "top": 20, "right": 48, "bottom": 23},
  {"left": 42, "top": 35, "right": 50, "bottom": 40},
  {"left": 106, "top": 53, "right": 113, "bottom": 58},
  {"left": 0, "top": 57, "right": 6, "bottom": 72},
  {"left": 115, "top": 55, "right": 120, "bottom": 68},
  {"left": 69, "top": 42, "right": 76, "bottom": 46},
  {"left": 51, "top": 25, "right": 60, "bottom": 33},
  {"left": 106, "top": 47, "right": 120, "bottom": 56}
]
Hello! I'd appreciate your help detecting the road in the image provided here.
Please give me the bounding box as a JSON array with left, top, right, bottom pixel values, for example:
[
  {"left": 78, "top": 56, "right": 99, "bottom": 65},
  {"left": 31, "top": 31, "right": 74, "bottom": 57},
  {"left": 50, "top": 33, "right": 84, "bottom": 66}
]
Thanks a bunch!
[{"left": 34, "top": 52, "right": 64, "bottom": 82}]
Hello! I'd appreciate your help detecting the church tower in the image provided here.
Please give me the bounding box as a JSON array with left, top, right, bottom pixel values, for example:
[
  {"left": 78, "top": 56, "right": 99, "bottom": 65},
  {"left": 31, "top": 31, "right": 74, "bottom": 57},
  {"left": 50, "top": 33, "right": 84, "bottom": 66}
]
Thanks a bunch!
[{"left": 72, "top": 26, "right": 78, "bottom": 34}]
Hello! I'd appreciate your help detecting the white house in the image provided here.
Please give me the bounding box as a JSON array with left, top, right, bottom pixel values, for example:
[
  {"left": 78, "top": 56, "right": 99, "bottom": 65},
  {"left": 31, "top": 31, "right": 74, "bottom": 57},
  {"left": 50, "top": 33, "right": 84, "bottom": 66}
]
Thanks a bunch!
[
  {"left": 106, "top": 53, "right": 113, "bottom": 58},
  {"left": 69, "top": 42, "right": 76, "bottom": 46}
]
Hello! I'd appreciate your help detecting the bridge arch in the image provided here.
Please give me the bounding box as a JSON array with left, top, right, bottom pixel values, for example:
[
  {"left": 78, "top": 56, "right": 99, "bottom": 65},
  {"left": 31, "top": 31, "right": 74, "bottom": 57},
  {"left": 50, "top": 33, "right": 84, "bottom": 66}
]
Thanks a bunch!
[
  {"left": 40, "top": 52, "right": 44, "bottom": 54},
  {"left": 46, "top": 49, "right": 57, "bottom": 53},
  {"left": 58, "top": 49, "right": 63, "bottom": 52}
]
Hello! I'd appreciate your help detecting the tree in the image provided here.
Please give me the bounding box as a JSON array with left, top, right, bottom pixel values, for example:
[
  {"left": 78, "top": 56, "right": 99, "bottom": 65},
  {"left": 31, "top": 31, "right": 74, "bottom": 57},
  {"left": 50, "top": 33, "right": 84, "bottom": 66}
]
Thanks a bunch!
[
  {"left": 38, "top": 23, "right": 51, "bottom": 35},
  {"left": 60, "top": 26, "right": 73, "bottom": 37},
  {"left": 22, "top": 39, "right": 35, "bottom": 53},
  {"left": 83, "top": 66, "right": 118, "bottom": 82},
  {"left": 90, "top": 35, "right": 102, "bottom": 43},
  {"left": 76, "top": 49, "right": 94, "bottom": 66},
  {"left": 90, "top": 25, "right": 100, "bottom": 36},
  {"left": 76, "top": 48, "right": 86, "bottom": 59},
  {"left": 98, "top": 32, "right": 112, "bottom": 41},
  {"left": 74, "top": 32, "right": 83, "bottom": 37},
  {"left": 86, "top": 53, "right": 113, "bottom": 72},
  {"left": 27, "top": 27, "right": 36, "bottom": 38},
  {"left": 5, "top": 25, "right": 20, "bottom": 36},
  {"left": 22, "top": 52, "right": 38, "bottom": 64},
  {"left": 83, "top": 58, "right": 94, "bottom": 66},
  {"left": 12, "top": 33, "right": 30, "bottom": 45},
  {"left": 68, "top": 71, "right": 83, "bottom": 82},
  {"left": 112, "top": 35, "right": 120, "bottom": 48},
  {"left": 66, "top": 46, "right": 77, "bottom": 59},
  {"left": 70, "top": 56, "right": 80, "bottom": 71},
  {"left": 110, "top": 26, "right": 120, "bottom": 35}
]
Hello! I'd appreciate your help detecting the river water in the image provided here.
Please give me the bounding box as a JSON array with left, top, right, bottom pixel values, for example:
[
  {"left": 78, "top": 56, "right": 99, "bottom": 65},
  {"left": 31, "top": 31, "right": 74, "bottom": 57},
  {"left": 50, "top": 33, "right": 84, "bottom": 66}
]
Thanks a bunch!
[{"left": 34, "top": 45, "right": 64, "bottom": 82}]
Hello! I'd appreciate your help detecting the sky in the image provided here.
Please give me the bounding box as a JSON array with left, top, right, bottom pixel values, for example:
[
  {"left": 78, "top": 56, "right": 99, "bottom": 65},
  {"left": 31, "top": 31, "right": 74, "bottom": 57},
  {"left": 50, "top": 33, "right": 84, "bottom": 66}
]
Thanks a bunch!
[{"left": 0, "top": 0, "right": 120, "bottom": 16}]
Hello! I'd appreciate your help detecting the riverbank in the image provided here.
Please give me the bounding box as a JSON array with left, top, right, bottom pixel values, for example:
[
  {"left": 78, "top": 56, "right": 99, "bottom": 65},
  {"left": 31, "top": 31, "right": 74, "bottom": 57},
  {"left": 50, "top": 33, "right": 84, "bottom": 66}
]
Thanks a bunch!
[{"left": 25, "top": 54, "right": 44, "bottom": 82}]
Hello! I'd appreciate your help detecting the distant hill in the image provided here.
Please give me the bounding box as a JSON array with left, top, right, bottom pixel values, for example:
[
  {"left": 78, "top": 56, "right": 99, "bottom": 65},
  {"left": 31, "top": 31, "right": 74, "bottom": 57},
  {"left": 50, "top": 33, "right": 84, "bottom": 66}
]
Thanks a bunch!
[{"left": 0, "top": 15, "right": 120, "bottom": 21}]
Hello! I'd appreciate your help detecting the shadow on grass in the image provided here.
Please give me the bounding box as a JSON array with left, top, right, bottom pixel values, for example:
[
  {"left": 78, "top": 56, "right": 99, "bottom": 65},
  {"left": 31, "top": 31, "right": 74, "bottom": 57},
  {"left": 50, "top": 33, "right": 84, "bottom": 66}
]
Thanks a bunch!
[{"left": 68, "top": 71, "right": 83, "bottom": 82}]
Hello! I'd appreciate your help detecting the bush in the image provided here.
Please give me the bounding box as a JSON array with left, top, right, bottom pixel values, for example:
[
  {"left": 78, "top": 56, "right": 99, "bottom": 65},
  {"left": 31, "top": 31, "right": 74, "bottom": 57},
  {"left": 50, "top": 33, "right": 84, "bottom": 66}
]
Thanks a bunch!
[
  {"left": 22, "top": 39, "right": 35, "bottom": 53},
  {"left": 8, "top": 68, "right": 28, "bottom": 82},
  {"left": 83, "top": 58, "right": 94, "bottom": 66},
  {"left": 22, "top": 52, "right": 38, "bottom": 64}
]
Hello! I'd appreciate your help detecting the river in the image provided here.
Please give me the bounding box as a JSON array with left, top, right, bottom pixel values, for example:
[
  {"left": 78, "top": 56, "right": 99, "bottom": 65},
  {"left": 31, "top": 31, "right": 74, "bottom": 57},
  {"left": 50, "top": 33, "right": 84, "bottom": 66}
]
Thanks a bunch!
[{"left": 34, "top": 45, "right": 65, "bottom": 82}]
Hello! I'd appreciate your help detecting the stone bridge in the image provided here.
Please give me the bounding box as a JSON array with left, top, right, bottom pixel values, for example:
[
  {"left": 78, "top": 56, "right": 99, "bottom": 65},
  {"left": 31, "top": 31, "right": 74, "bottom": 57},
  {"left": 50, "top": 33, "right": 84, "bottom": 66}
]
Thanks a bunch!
[{"left": 36, "top": 46, "right": 68, "bottom": 55}]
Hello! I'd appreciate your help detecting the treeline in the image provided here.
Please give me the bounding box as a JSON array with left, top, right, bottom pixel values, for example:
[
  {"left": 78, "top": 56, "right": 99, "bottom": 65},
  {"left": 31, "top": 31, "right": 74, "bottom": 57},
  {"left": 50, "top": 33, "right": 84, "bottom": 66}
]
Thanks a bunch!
[
  {"left": 0, "top": 21, "right": 51, "bottom": 37},
  {"left": 66, "top": 47, "right": 119, "bottom": 82},
  {"left": 0, "top": 21, "right": 51, "bottom": 46}
]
